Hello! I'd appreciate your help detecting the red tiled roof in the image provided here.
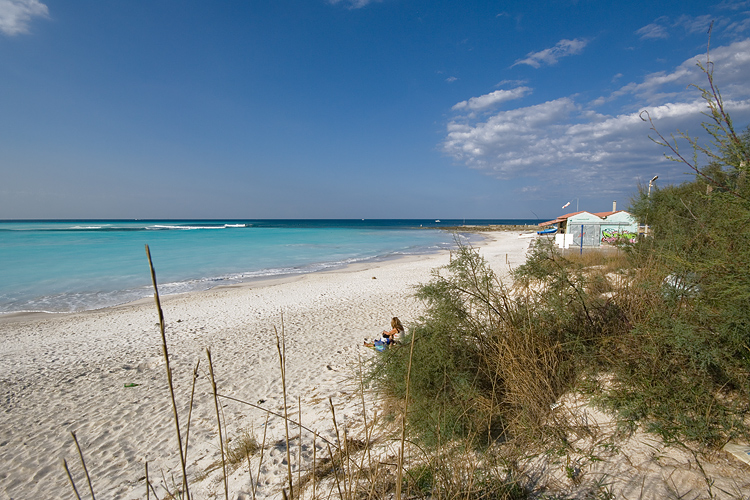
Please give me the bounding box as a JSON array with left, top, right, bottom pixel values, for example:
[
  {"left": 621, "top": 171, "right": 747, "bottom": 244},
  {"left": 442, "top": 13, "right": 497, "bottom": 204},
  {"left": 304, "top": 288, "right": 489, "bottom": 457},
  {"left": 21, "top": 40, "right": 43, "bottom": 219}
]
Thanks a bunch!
[
  {"left": 539, "top": 211, "right": 586, "bottom": 226},
  {"left": 559, "top": 211, "right": 586, "bottom": 219},
  {"left": 539, "top": 210, "right": 629, "bottom": 227}
]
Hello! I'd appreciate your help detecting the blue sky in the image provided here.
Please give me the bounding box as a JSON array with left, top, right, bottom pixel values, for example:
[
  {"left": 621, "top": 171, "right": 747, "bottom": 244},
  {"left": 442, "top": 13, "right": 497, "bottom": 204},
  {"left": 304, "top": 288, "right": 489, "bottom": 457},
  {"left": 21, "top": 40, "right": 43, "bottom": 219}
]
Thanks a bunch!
[{"left": 1, "top": 0, "right": 749, "bottom": 220}]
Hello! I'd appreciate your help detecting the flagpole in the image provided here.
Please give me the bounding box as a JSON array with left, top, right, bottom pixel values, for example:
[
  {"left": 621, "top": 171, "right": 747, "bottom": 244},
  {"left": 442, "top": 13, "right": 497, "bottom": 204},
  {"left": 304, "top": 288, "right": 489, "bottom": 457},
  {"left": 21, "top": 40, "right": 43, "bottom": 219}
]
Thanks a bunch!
[{"left": 562, "top": 198, "right": 579, "bottom": 211}]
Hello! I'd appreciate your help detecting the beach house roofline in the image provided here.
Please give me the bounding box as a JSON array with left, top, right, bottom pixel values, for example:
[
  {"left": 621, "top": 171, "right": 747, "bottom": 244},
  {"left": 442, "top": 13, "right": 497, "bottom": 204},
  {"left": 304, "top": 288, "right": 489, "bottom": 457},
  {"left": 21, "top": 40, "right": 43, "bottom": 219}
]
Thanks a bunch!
[{"left": 539, "top": 210, "right": 630, "bottom": 227}]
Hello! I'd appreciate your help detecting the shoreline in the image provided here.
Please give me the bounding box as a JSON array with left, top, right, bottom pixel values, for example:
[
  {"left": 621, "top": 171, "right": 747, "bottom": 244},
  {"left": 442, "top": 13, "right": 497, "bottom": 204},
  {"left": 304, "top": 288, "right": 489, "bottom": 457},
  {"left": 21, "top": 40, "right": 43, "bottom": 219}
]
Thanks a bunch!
[
  {"left": 0, "top": 226, "right": 521, "bottom": 323},
  {"left": 0, "top": 232, "right": 533, "bottom": 499},
  {"left": 0, "top": 227, "right": 509, "bottom": 321},
  {"left": 0, "top": 245, "right": 443, "bottom": 326}
]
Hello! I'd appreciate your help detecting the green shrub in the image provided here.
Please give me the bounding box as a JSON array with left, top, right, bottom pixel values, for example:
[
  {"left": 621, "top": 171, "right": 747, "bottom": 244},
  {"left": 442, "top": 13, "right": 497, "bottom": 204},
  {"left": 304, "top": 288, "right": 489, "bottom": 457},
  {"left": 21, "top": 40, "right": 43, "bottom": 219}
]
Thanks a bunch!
[
  {"left": 369, "top": 241, "right": 614, "bottom": 446},
  {"left": 368, "top": 43, "right": 750, "bottom": 459},
  {"left": 601, "top": 54, "right": 750, "bottom": 446}
]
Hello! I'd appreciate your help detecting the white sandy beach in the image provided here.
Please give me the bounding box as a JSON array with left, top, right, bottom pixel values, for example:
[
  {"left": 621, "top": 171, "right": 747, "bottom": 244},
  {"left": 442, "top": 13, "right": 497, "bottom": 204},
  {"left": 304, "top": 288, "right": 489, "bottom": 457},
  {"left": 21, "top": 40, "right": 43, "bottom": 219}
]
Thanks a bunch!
[
  {"left": 3, "top": 231, "right": 749, "bottom": 500},
  {"left": 0, "top": 231, "right": 531, "bottom": 499}
]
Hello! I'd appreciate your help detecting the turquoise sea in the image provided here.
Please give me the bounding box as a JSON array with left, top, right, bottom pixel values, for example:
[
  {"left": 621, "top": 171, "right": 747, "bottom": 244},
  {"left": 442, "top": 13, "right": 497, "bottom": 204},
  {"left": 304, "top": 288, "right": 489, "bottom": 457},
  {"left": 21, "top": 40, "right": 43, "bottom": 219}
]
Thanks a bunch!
[{"left": 0, "top": 219, "right": 540, "bottom": 314}]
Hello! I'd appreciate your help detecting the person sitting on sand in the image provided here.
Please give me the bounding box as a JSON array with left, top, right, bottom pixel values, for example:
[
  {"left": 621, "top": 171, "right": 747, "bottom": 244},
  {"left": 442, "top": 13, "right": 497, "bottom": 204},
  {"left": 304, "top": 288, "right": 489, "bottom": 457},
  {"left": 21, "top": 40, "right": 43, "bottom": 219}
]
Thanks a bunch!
[
  {"left": 381, "top": 317, "right": 404, "bottom": 345},
  {"left": 364, "top": 317, "right": 405, "bottom": 349}
]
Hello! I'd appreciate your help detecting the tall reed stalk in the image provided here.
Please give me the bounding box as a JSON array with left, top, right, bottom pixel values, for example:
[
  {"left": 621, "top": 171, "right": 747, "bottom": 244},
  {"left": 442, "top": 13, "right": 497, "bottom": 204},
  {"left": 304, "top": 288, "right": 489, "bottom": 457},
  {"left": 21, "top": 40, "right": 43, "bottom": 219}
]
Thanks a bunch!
[
  {"left": 145, "top": 462, "right": 150, "bottom": 500},
  {"left": 274, "top": 320, "right": 295, "bottom": 500},
  {"left": 206, "top": 347, "right": 229, "bottom": 500},
  {"left": 145, "top": 245, "right": 190, "bottom": 499},
  {"left": 183, "top": 360, "right": 201, "bottom": 458},
  {"left": 255, "top": 413, "right": 270, "bottom": 499},
  {"left": 297, "top": 395, "right": 303, "bottom": 492},
  {"left": 62, "top": 458, "right": 82, "bottom": 500},
  {"left": 395, "top": 331, "right": 416, "bottom": 500},
  {"left": 71, "top": 431, "right": 96, "bottom": 500}
]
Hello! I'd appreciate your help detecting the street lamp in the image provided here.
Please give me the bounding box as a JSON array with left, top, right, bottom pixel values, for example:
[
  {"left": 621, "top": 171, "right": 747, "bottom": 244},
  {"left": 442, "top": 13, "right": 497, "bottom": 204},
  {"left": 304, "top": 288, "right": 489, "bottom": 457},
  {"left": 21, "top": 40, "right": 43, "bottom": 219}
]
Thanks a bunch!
[{"left": 645, "top": 175, "right": 658, "bottom": 236}]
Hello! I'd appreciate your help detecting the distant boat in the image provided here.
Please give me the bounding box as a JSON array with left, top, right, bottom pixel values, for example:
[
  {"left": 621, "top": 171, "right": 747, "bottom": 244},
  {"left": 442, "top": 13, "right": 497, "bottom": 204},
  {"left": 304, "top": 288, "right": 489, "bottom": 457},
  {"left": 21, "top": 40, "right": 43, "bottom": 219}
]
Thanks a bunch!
[{"left": 435, "top": 219, "right": 441, "bottom": 222}]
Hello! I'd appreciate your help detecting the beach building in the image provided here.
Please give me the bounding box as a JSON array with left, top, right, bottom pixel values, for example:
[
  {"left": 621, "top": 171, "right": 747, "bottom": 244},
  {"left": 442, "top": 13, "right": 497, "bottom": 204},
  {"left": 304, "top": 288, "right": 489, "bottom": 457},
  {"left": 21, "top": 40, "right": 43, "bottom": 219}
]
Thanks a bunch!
[{"left": 539, "top": 204, "right": 639, "bottom": 249}]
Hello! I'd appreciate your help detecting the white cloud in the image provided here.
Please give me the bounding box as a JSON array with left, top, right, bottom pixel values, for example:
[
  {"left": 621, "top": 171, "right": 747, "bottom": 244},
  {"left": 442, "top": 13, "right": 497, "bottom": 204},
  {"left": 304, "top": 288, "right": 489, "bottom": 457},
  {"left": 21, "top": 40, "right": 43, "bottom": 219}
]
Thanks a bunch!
[
  {"left": 636, "top": 23, "right": 669, "bottom": 40},
  {"left": 512, "top": 38, "right": 589, "bottom": 68},
  {"left": 726, "top": 16, "right": 750, "bottom": 34},
  {"left": 445, "top": 98, "right": 579, "bottom": 177},
  {"left": 674, "top": 14, "right": 714, "bottom": 34},
  {"left": 616, "top": 39, "right": 750, "bottom": 103},
  {"left": 452, "top": 87, "right": 531, "bottom": 112},
  {"left": 327, "top": 0, "right": 382, "bottom": 8},
  {"left": 637, "top": 12, "right": 749, "bottom": 41},
  {"left": 446, "top": 76, "right": 458, "bottom": 83},
  {"left": 718, "top": 0, "right": 750, "bottom": 10},
  {"left": 0, "top": 0, "right": 48, "bottom": 36},
  {"left": 496, "top": 79, "right": 527, "bottom": 87},
  {"left": 442, "top": 39, "right": 750, "bottom": 194}
]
